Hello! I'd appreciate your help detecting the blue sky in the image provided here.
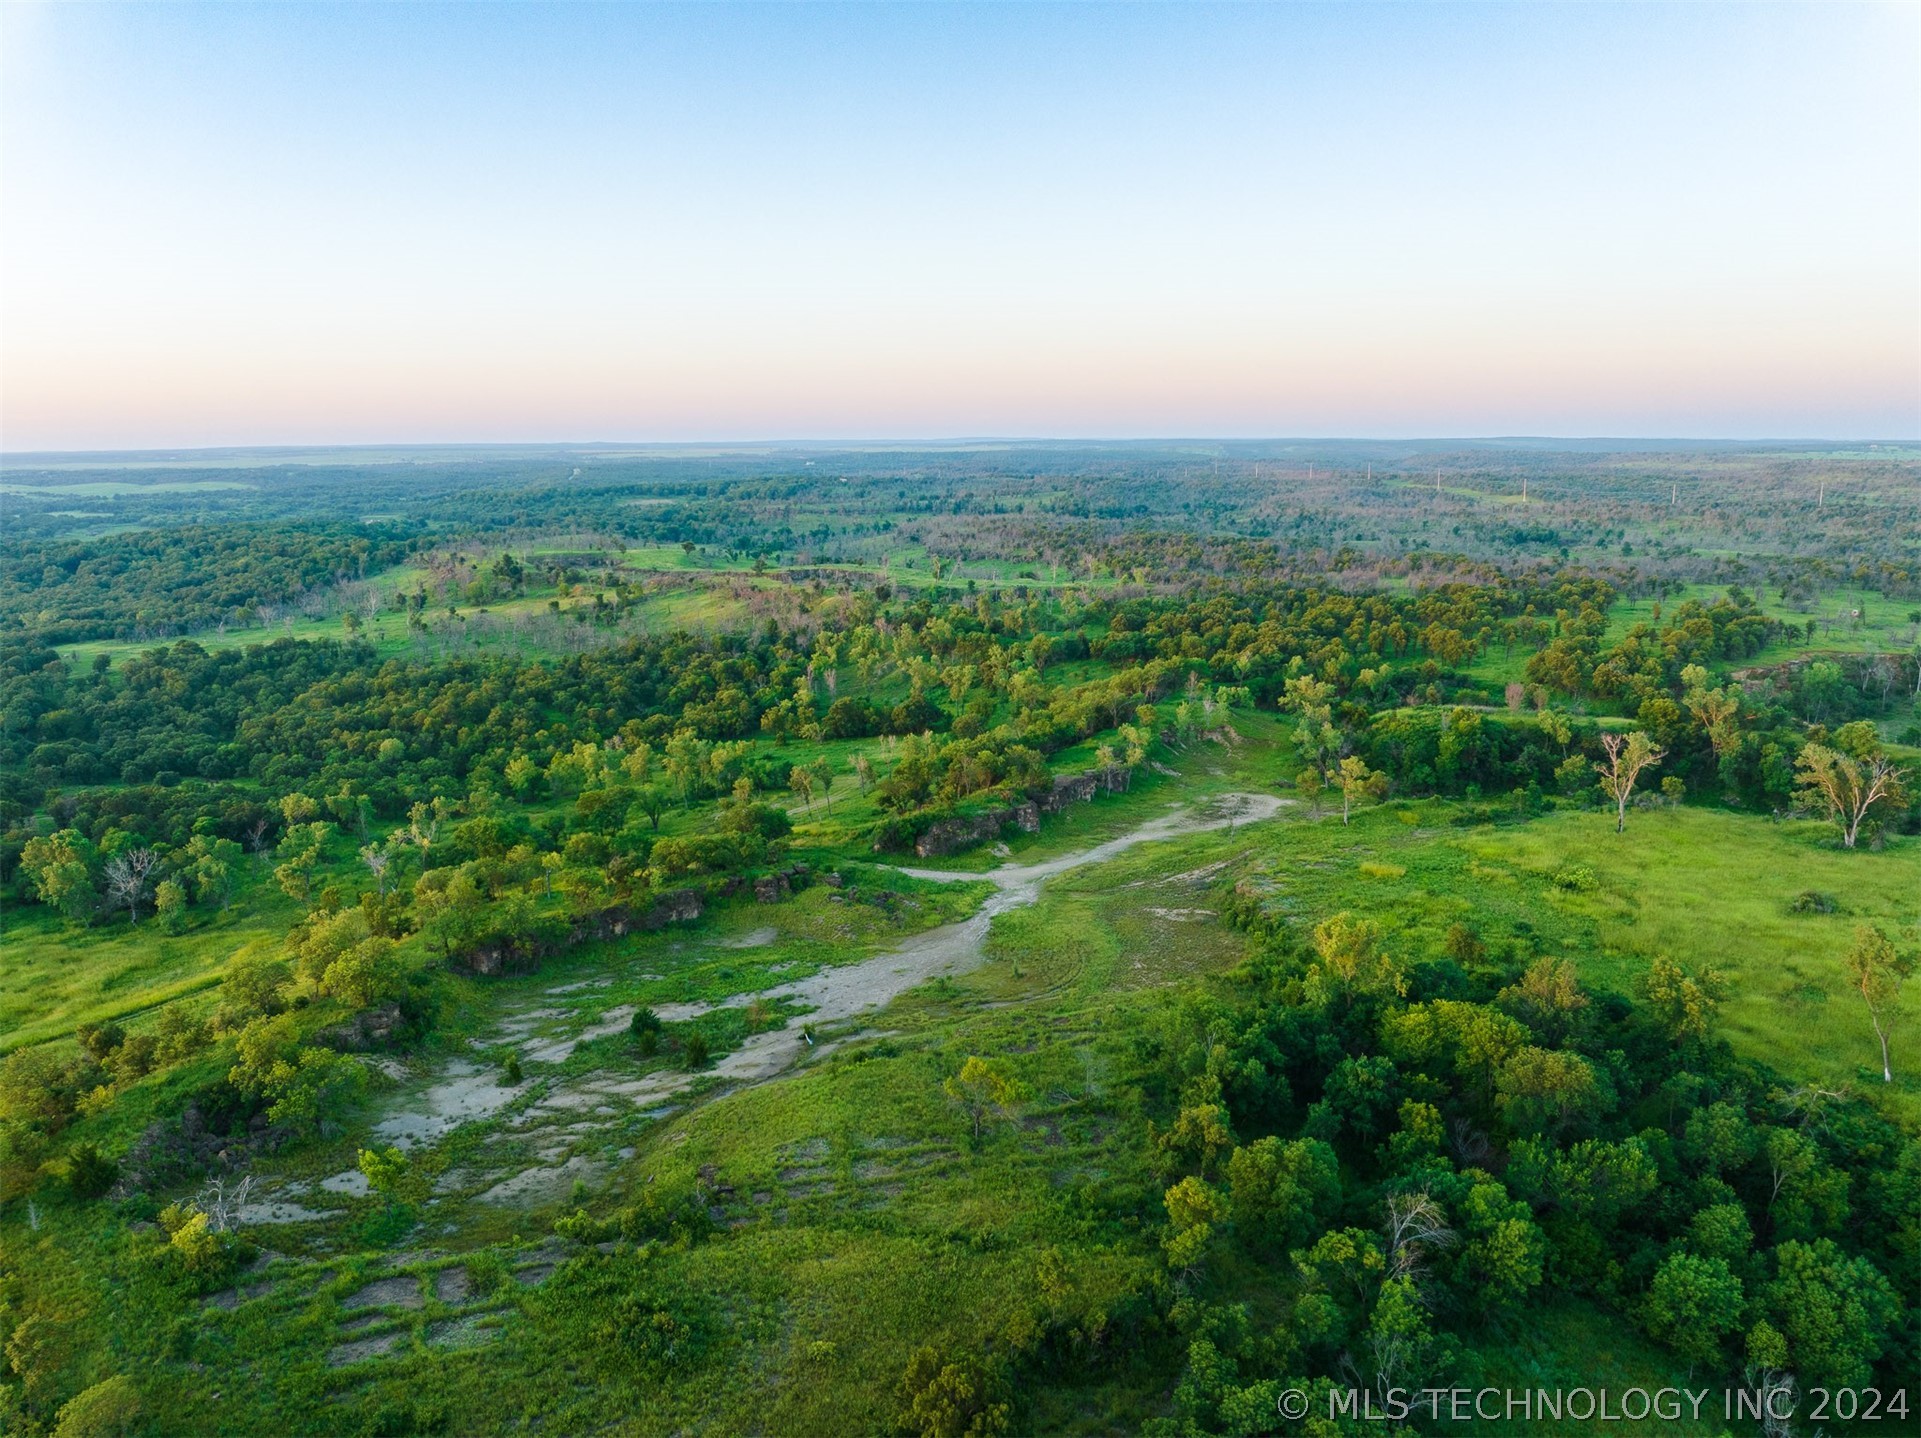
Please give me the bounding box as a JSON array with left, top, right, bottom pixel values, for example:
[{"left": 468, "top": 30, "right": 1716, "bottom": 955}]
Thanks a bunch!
[{"left": 2, "top": 2, "right": 1916, "bottom": 447}]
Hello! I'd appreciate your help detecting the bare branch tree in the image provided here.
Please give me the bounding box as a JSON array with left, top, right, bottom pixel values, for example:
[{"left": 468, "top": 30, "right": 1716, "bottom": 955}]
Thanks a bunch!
[
  {"left": 194, "top": 1175, "right": 254, "bottom": 1233},
  {"left": 103, "top": 848, "right": 159, "bottom": 925},
  {"left": 1596, "top": 730, "right": 1665, "bottom": 834},
  {"left": 360, "top": 844, "right": 392, "bottom": 897},
  {"left": 1383, "top": 1190, "right": 1456, "bottom": 1287}
]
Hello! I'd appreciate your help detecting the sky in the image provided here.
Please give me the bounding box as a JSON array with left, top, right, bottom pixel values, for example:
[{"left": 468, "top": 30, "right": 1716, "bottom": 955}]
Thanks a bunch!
[{"left": 2, "top": 1, "right": 1917, "bottom": 450}]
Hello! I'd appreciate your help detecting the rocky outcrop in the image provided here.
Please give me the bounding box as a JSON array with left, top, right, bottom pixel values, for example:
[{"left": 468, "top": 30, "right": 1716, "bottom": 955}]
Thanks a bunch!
[
  {"left": 454, "top": 887, "right": 704, "bottom": 976},
  {"left": 1037, "top": 766, "right": 1131, "bottom": 813},
  {"left": 909, "top": 766, "right": 1132, "bottom": 858},
  {"left": 753, "top": 863, "right": 815, "bottom": 902},
  {"left": 317, "top": 1002, "right": 408, "bottom": 1051},
  {"left": 641, "top": 888, "right": 704, "bottom": 928},
  {"left": 913, "top": 801, "right": 1040, "bottom": 858}
]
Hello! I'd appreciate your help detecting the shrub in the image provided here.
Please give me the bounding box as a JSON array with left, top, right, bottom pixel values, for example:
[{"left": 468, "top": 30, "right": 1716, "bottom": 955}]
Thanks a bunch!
[
  {"left": 465, "top": 1250, "right": 508, "bottom": 1296},
  {"left": 630, "top": 1007, "right": 663, "bottom": 1056},
  {"left": 1550, "top": 865, "right": 1598, "bottom": 893},
  {"left": 52, "top": 1376, "right": 142, "bottom": 1438},
  {"left": 1788, "top": 890, "right": 1838, "bottom": 914},
  {"left": 540, "top": 1252, "right": 714, "bottom": 1377},
  {"left": 897, "top": 1345, "right": 1010, "bottom": 1438},
  {"left": 66, "top": 1143, "right": 118, "bottom": 1200}
]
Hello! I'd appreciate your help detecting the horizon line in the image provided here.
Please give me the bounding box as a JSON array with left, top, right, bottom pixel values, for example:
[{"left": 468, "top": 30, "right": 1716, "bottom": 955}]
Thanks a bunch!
[{"left": 6, "top": 434, "right": 1919, "bottom": 463}]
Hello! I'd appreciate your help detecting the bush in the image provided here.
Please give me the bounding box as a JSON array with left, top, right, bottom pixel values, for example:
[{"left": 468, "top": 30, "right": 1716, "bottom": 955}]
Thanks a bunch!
[
  {"left": 465, "top": 1250, "right": 508, "bottom": 1297},
  {"left": 540, "top": 1251, "right": 714, "bottom": 1377},
  {"left": 897, "top": 1345, "right": 1011, "bottom": 1438},
  {"left": 52, "top": 1376, "right": 142, "bottom": 1438},
  {"left": 66, "top": 1143, "right": 118, "bottom": 1200},
  {"left": 1788, "top": 890, "right": 1838, "bottom": 914},
  {"left": 1550, "top": 865, "right": 1598, "bottom": 893},
  {"left": 630, "top": 1008, "right": 662, "bottom": 1057},
  {"left": 683, "top": 1032, "right": 711, "bottom": 1070}
]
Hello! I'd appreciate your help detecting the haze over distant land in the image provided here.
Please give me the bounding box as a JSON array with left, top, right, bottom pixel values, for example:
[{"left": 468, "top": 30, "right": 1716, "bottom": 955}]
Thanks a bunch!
[{"left": 2, "top": 2, "right": 1916, "bottom": 449}]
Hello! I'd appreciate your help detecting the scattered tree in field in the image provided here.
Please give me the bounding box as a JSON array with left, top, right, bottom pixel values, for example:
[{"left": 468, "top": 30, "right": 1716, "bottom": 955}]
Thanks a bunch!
[
  {"left": 1794, "top": 742, "right": 1909, "bottom": 849},
  {"left": 64, "top": 1143, "right": 118, "bottom": 1201},
  {"left": 356, "top": 1146, "right": 405, "bottom": 1205},
  {"left": 216, "top": 950, "right": 291, "bottom": 1029},
  {"left": 629, "top": 783, "right": 667, "bottom": 832},
  {"left": 1294, "top": 764, "right": 1326, "bottom": 815},
  {"left": 1843, "top": 925, "right": 1915, "bottom": 1083},
  {"left": 1335, "top": 754, "right": 1387, "bottom": 824},
  {"left": 943, "top": 1055, "right": 1021, "bottom": 1141},
  {"left": 806, "top": 757, "right": 834, "bottom": 812},
  {"left": 102, "top": 848, "right": 159, "bottom": 926},
  {"left": 1281, "top": 674, "right": 1340, "bottom": 776},
  {"left": 1595, "top": 730, "right": 1665, "bottom": 833},
  {"left": 629, "top": 1007, "right": 663, "bottom": 1056}
]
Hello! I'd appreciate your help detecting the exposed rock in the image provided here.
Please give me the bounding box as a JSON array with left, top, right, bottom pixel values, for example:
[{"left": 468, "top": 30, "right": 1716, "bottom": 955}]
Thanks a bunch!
[
  {"left": 115, "top": 1099, "right": 291, "bottom": 1195},
  {"left": 913, "top": 801, "right": 1039, "bottom": 857},
  {"left": 342, "top": 1275, "right": 424, "bottom": 1311},
  {"left": 640, "top": 888, "right": 704, "bottom": 928},
  {"left": 317, "top": 1003, "right": 408, "bottom": 1052},
  {"left": 907, "top": 767, "right": 1130, "bottom": 858},
  {"left": 456, "top": 889, "right": 703, "bottom": 975},
  {"left": 754, "top": 874, "right": 790, "bottom": 903},
  {"left": 328, "top": 1333, "right": 402, "bottom": 1366}
]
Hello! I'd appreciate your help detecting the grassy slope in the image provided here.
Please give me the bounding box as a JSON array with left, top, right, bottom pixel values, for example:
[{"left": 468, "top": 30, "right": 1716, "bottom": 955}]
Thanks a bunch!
[
  {"left": 8, "top": 766, "right": 1915, "bottom": 1434},
  {"left": 1225, "top": 801, "right": 1919, "bottom": 1123},
  {"left": 0, "top": 875, "right": 298, "bottom": 1052}
]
